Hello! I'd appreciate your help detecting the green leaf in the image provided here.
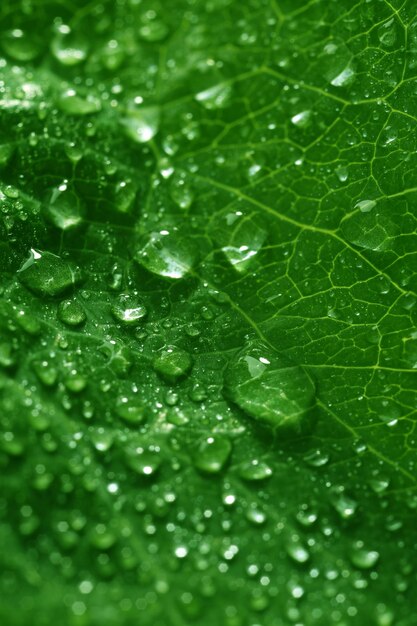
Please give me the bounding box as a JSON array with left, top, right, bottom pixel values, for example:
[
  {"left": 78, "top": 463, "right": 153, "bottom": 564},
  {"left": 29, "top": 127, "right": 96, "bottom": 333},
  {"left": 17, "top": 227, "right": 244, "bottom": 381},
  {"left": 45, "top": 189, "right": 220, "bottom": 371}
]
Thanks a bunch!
[{"left": 1, "top": 1, "right": 416, "bottom": 624}]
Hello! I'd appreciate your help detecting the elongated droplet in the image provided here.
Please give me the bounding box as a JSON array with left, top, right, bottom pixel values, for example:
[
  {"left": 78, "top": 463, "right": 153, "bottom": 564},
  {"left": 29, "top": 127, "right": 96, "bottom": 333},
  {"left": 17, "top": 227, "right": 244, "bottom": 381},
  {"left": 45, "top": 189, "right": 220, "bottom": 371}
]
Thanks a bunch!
[{"left": 18, "top": 249, "right": 83, "bottom": 297}]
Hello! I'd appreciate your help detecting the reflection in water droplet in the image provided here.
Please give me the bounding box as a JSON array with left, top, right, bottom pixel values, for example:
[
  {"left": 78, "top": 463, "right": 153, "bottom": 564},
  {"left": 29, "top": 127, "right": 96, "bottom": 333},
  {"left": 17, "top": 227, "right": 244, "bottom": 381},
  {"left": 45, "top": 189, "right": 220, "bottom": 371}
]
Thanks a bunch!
[
  {"left": 291, "top": 110, "right": 311, "bottom": 127},
  {"left": 58, "top": 299, "right": 86, "bottom": 327},
  {"left": 355, "top": 199, "right": 376, "bottom": 213},
  {"left": 335, "top": 165, "right": 348, "bottom": 182},
  {"left": 153, "top": 347, "right": 193, "bottom": 383},
  {"left": 330, "top": 66, "right": 355, "bottom": 87},
  {"left": 350, "top": 542, "right": 379, "bottom": 569},
  {"left": 237, "top": 459, "right": 273, "bottom": 481},
  {"left": 51, "top": 29, "right": 88, "bottom": 66},
  {"left": 111, "top": 293, "right": 147, "bottom": 325},
  {"left": 195, "top": 83, "right": 232, "bottom": 110},
  {"left": 194, "top": 435, "right": 232, "bottom": 473},
  {"left": 57, "top": 89, "right": 101, "bottom": 115},
  {"left": 224, "top": 343, "right": 316, "bottom": 434},
  {"left": 43, "top": 182, "right": 84, "bottom": 230},
  {"left": 378, "top": 18, "right": 397, "bottom": 47},
  {"left": 18, "top": 249, "right": 83, "bottom": 297},
  {"left": 135, "top": 231, "right": 196, "bottom": 279},
  {"left": 121, "top": 106, "right": 160, "bottom": 143}
]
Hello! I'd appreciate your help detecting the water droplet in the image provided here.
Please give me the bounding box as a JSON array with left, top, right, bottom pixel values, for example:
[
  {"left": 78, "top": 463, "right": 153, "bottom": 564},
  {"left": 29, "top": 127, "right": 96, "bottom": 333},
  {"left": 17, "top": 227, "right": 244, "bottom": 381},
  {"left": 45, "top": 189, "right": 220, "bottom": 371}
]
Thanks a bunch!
[
  {"left": 115, "top": 394, "right": 146, "bottom": 424},
  {"left": 355, "top": 199, "right": 376, "bottom": 213},
  {"left": 341, "top": 208, "right": 398, "bottom": 252},
  {"left": 330, "top": 66, "right": 355, "bottom": 87},
  {"left": 237, "top": 459, "right": 273, "bottom": 481},
  {"left": 43, "top": 183, "right": 84, "bottom": 230},
  {"left": 89, "top": 524, "right": 116, "bottom": 550},
  {"left": 57, "top": 88, "right": 101, "bottom": 116},
  {"left": 246, "top": 505, "right": 267, "bottom": 525},
  {"left": 335, "top": 165, "right": 348, "bottom": 182},
  {"left": 195, "top": 83, "right": 232, "bottom": 109},
  {"left": 224, "top": 342, "right": 316, "bottom": 434},
  {"left": 121, "top": 106, "right": 160, "bottom": 143},
  {"left": 291, "top": 110, "right": 311, "bottom": 127},
  {"left": 135, "top": 231, "right": 196, "bottom": 279},
  {"left": 153, "top": 347, "right": 193, "bottom": 383},
  {"left": 139, "top": 16, "right": 169, "bottom": 42},
  {"left": 378, "top": 18, "right": 397, "bottom": 47},
  {"left": 350, "top": 542, "right": 379, "bottom": 569},
  {"left": 330, "top": 487, "right": 358, "bottom": 519},
  {"left": 193, "top": 435, "right": 232, "bottom": 473},
  {"left": 286, "top": 536, "right": 310, "bottom": 563},
  {"left": 65, "top": 142, "right": 83, "bottom": 164},
  {"left": 18, "top": 249, "right": 83, "bottom": 297},
  {"left": 125, "top": 446, "right": 161, "bottom": 476},
  {"left": 0, "top": 144, "right": 14, "bottom": 166},
  {"left": 90, "top": 427, "right": 114, "bottom": 452},
  {"left": 170, "top": 177, "right": 194, "bottom": 210},
  {"left": 32, "top": 359, "right": 58, "bottom": 387},
  {"left": 51, "top": 29, "right": 88, "bottom": 65},
  {"left": 303, "top": 448, "right": 329, "bottom": 467},
  {"left": 1, "top": 29, "right": 42, "bottom": 61},
  {"left": 58, "top": 299, "right": 86, "bottom": 327},
  {"left": 111, "top": 294, "right": 147, "bottom": 325}
]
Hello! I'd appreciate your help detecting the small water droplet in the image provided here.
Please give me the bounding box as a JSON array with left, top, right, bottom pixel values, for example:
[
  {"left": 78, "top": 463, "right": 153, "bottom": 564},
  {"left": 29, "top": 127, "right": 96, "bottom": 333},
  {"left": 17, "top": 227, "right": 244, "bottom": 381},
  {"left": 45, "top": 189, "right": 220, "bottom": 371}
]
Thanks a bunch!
[
  {"left": 335, "top": 165, "right": 348, "bottom": 182},
  {"left": 43, "top": 182, "right": 84, "bottom": 230}
]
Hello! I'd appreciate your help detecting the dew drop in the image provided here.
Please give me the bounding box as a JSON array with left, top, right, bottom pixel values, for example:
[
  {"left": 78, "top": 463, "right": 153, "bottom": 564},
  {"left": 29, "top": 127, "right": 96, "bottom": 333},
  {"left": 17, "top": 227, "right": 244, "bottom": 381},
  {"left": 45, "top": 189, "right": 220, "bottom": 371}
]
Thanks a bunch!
[
  {"left": 153, "top": 347, "right": 193, "bottom": 383},
  {"left": 43, "top": 183, "right": 84, "bottom": 230},
  {"left": 237, "top": 459, "right": 273, "bottom": 481},
  {"left": 291, "top": 110, "right": 311, "bottom": 127},
  {"left": 58, "top": 299, "right": 86, "bottom": 327},
  {"left": 115, "top": 394, "right": 146, "bottom": 424},
  {"left": 111, "top": 294, "right": 147, "bottom": 325},
  {"left": 224, "top": 342, "right": 316, "bottom": 434},
  {"left": 355, "top": 199, "right": 376, "bottom": 213},
  {"left": 195, "top": 83, "right": 232, "bottom": 110},
  {"left": 378, "top": 18, "right": 397, "bottom": 47},
  {"left": 193, "top": 435, "right": 232, "bottom": 474},
  {"left": 51, "top": 29, "right": 88, "bottom": 65},
  {"left": 57, "top": 89, "right": 101, "bottom": 116},
  {"left": 18, "top": 249, "right": 83, "bottom": 297},
  {"left": 2, "top": 28, "right": 42, "bottom": 62},
  {"left": 135, "top": 231, "right": 196, "bottom": 279},
  {"left": 120, "top": 106, "right": 160, "bottom": 143},
  {"left": 350, "top": 542, "right": 379, "bottom": 569},
  {"left": 330, "top": 66, "right": 355, "bottom": 87}
]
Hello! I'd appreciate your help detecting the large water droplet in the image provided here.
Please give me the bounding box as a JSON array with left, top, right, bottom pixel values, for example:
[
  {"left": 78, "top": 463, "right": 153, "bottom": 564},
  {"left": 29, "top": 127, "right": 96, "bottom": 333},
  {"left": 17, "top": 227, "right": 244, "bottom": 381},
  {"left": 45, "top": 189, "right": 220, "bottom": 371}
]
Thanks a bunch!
[
  {"left": 2, "top": 29, "right": 42, "bottom": 61},
  {"left": 57, "top": 89, "right": 101, "bottom": 116},
  {"left": 153, "top": 347, "right": 193, "bottom": 383},
  {"left": 111, "top": 294, "right": 147, "bottom": 325},
  {"left": 121, "top": 106, "right": 160, "bottom": 143},
  {"left": 193, "top": 435, "right": 232, "bottom": 473},
  {"left": 350, "top": 542, "right": 380, "bottom": 569},
  {"left": 237, "top": 459, "right": 273, "bottom": 481},
  {"left": 51, "top": 28, "right": 88, "bottom": 65},
  {"left": 135, "top": 231, "right": 196, "bottom": 279},
  {"left": 330, "top": 66, "right": 355, "bottom": 87},
  {"left": 43, "top": 182, "right": 84, "bottom": 230},
  {"left": 341, "top": 208, "right": 398, "bottom": 252},
  {"left": 224, "top": 343, "right": 316, "bottom": 434},
  {"left": 18, "top": 249, "right": 83, "bottom": 297},
  {"left": 58, "top": 299, "right": 86, "bottom": 326}
]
